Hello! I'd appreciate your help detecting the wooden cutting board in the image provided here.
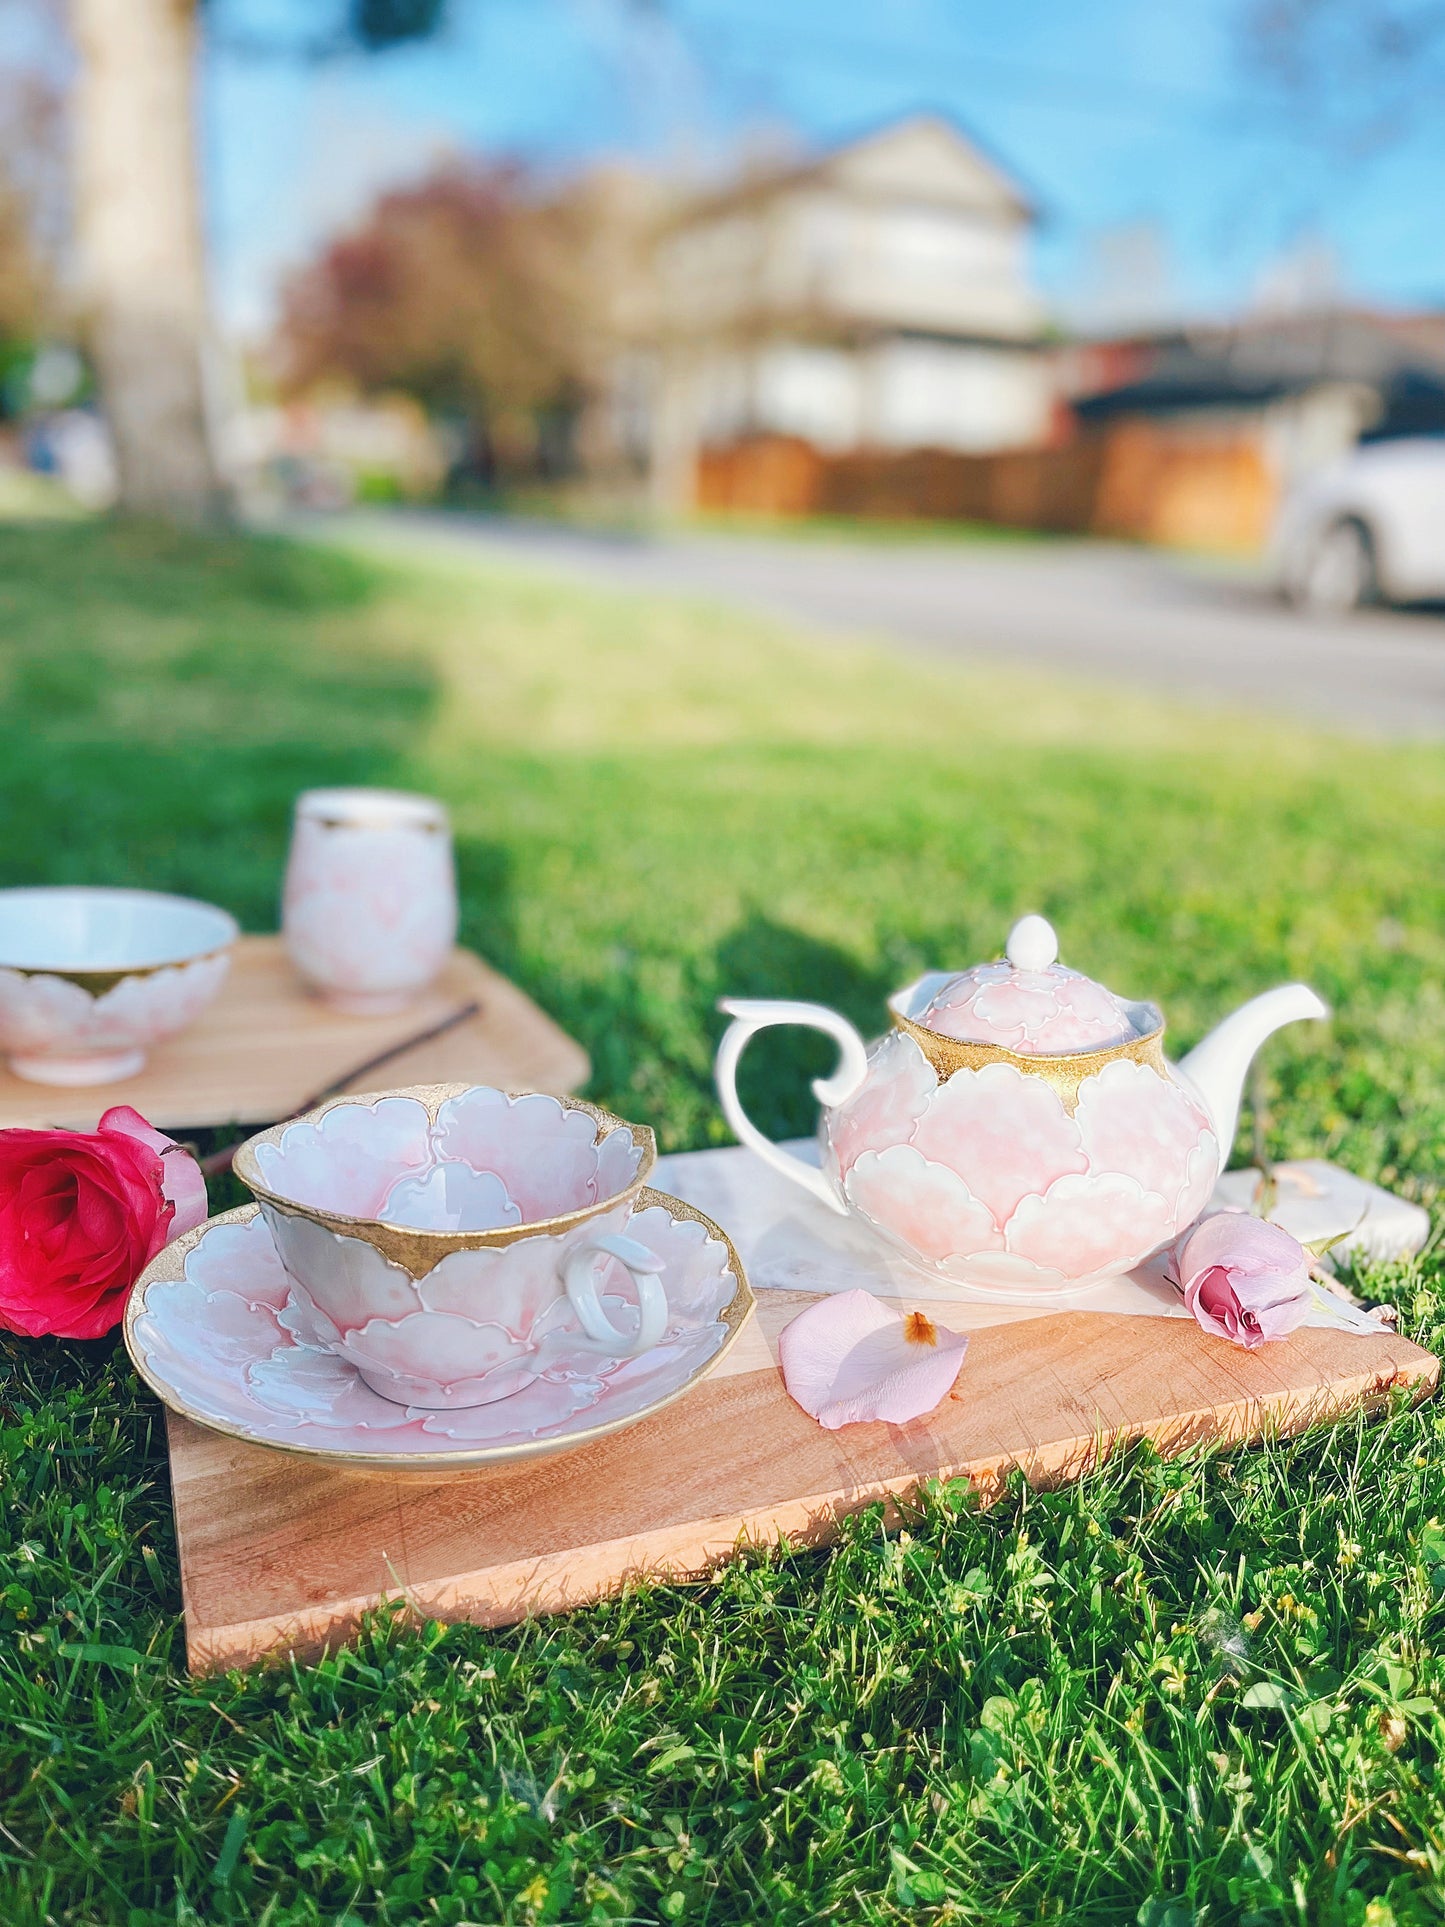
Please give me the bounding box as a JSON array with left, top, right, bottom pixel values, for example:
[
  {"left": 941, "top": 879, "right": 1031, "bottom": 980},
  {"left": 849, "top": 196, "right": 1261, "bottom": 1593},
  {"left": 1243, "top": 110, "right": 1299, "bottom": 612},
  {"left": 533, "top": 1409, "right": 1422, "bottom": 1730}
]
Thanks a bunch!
[
  {"left": 0, "top": 938, "right": 589, "bottom": 1132},
  {"left": 165, "top": 1284, "right": 1437, "bottom": 1674}
]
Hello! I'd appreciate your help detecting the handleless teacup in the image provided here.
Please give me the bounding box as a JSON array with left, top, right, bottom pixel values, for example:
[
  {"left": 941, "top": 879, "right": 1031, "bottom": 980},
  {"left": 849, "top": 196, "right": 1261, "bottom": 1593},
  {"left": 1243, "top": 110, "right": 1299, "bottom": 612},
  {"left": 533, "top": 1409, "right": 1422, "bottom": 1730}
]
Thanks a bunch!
[
  {"left": 282, "top": 787, "right": 458, "bottom": 1015},
  {"left": 232, "top": 1083, "right": 667, "bottom": 1410}
]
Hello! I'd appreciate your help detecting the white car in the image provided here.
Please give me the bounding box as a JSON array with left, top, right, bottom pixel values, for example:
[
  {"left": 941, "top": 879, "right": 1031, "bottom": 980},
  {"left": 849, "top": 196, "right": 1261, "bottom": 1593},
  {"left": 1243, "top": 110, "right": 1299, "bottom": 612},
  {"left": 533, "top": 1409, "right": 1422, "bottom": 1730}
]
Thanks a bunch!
[{"left": 1274, "top": 436, "right": 1445, "bottom": 611}]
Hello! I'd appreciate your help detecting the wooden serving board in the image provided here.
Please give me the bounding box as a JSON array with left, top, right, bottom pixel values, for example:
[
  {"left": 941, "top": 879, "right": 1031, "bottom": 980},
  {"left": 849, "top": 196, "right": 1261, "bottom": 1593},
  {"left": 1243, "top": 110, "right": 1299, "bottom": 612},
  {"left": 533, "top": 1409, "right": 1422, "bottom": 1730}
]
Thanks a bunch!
[
  {"left": 165, "top": 1275, "right": 1437, "bottom": 1675},
  {"left": 0, "top": 937, "right": 589, "bottom": 1132}
]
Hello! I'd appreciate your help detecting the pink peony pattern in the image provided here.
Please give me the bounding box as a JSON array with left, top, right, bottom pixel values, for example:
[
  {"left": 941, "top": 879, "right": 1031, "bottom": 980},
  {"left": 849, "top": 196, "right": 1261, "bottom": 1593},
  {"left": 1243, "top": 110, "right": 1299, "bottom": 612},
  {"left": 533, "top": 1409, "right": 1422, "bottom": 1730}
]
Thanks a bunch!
[
  {"left": 128, "top": 1204, "right": 741, "bottom": 1459},
  {"left": 823, "top": 1035, "right": 1220, "bottom": 1293},
  {"left": 432, "top": 1088, "right": 604, "bottom": 1222},
  {"left": 1002, "top": 1172, "right": 1178, "bottom": 1278},
  {"left": 911, "top": 1062, "right": 1089, "bottom": 1224},
  {"left": 253, "top": 1088, "right": 646, "bottom": 1228},
  {"left": 339, "top": 1311, "right": 534, "bottom": 1409},
  {"left": 282, "top": 797, "right": 457, "bottom": 1007},
  {"left": 1175, "top": 1140, "right": 1220, "bottom": 1234},
  {"left": 844, "top": 1146, "right": 1002, "bottom": 1263},
  {"left": 1075, "top": 1059, "right": 1218, "bottom": 1216},
  {"left": 0, "top": 952, "right": 231, "bottom": 1064},
  {"left": 255, "top": 1095, "right": 434, "bottom": 1217},
  {"left": 826, "top": 1031, "right": 936, "bottom": 1176},
  {"left": 919, "top": 962, "right": 1139, "bottom": 1054}
]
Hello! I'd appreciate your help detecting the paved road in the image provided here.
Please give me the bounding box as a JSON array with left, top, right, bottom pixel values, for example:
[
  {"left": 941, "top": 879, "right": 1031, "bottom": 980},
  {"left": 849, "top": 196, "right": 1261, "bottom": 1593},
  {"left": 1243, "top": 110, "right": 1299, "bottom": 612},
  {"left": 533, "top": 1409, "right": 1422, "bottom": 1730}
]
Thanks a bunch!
[{"left": 340, "top": 511, "right": 1445, "bottom": 739}]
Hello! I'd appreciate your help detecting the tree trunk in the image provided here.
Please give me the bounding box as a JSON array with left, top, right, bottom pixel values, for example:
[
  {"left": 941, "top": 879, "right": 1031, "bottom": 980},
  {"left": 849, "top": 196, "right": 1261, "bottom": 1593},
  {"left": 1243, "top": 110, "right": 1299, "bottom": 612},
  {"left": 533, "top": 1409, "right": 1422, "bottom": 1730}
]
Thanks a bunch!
[{"left": 70, "top": 0, "right": 227, "bottom": 520}]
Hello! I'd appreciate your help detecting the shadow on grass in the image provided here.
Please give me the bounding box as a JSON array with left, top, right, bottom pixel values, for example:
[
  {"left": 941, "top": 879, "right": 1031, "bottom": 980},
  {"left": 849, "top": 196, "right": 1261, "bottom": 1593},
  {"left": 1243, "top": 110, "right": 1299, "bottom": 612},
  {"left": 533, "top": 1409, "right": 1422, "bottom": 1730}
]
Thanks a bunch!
[
  {"left": 709, "top": 911, "right": 893, "bottom": 1143},
  {"left": 451, "top": 835, "right": 519, "bottom": 986}
]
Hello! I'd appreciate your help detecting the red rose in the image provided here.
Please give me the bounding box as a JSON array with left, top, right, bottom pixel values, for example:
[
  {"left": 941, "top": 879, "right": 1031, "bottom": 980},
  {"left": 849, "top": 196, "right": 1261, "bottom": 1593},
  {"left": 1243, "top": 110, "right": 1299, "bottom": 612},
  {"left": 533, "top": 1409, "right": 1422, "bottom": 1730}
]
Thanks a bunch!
[{"left": 0, "top": 1106, "right": 208, "bottom": 1339}]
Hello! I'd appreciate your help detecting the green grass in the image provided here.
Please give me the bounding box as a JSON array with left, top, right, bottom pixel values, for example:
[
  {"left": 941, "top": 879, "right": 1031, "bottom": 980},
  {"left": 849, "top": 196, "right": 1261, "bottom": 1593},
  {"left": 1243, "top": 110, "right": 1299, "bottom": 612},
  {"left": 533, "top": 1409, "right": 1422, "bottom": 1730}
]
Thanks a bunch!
[
  {"left": 2, "top": 517, "right": 1445, "bottom": 1925},
  {"left": 679, "top": 509, "right": 1057, "bottom": 547},
  {"left": 487, "top": 492, "right": 1058, "bottom": 547}
]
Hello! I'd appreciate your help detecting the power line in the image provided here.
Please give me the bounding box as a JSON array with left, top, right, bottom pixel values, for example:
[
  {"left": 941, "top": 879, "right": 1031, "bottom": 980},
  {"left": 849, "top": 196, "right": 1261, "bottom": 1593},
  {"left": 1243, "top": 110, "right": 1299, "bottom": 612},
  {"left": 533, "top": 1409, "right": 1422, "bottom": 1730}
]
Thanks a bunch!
[{"left": 666, "top": 8, "right": 1328, "bottom": 144}]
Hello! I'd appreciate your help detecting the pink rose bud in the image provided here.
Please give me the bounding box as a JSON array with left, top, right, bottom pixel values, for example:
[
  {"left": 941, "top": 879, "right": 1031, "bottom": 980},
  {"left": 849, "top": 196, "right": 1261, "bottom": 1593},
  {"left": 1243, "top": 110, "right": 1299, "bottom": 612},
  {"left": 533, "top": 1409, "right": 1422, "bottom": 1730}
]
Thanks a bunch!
[{"left": 1171, "top": 1211, "right": 1313, "bottom": 1350}]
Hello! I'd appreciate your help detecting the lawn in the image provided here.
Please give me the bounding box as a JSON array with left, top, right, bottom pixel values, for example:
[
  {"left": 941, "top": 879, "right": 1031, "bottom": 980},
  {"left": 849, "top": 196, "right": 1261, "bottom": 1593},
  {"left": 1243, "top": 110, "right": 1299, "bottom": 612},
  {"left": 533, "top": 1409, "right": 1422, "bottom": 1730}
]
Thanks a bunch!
[{"left": 2, "top": 517, "right": 1445, "bottom": 1927}]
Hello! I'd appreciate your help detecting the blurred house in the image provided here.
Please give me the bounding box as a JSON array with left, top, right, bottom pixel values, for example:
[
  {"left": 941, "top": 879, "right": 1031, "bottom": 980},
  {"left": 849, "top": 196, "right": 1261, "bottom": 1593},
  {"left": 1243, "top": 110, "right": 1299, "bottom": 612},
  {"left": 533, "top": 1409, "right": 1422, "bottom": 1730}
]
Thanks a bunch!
[
  {"left": 1057, "top": 308, "right": 1445, "bottom": 548},
  {"left": 681, "top": 300, "right": 1445, "bottom": 551},
  {"left": 649, "top": 115, "right": 1054, "bottom": 508}
]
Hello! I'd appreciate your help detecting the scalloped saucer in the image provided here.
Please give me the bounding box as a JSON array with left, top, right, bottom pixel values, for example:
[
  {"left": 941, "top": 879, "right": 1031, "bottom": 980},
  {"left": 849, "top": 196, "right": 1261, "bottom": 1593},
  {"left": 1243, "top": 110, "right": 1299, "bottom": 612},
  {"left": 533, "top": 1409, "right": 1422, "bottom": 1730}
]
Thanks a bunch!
[{"left": 124, "top": 1190, "right": 753, "bottom": 1475}]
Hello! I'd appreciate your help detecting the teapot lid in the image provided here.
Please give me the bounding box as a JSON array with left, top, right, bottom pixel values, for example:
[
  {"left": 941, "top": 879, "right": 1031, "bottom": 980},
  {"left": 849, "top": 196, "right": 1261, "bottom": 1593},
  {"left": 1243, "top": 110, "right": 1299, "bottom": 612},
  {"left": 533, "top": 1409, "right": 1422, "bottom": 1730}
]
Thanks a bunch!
[{"left": 915, "top": 915, "right": 1144, "bottom": 1055}]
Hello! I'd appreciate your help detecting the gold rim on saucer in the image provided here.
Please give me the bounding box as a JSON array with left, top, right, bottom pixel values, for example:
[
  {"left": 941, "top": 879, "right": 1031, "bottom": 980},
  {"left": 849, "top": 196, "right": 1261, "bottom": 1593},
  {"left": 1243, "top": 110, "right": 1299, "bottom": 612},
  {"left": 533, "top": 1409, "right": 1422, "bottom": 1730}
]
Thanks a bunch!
[{"left": 124, "top": 1193, "right": 754, "bottom": 1475}]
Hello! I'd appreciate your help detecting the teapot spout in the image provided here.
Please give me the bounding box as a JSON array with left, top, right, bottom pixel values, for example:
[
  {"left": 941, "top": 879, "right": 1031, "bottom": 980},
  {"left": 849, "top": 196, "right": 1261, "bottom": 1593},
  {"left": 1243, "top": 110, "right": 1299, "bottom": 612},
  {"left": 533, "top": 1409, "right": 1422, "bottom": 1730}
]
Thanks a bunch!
[{"left": 1178, "top": 984, "right": 1328, "bottom": 1159}]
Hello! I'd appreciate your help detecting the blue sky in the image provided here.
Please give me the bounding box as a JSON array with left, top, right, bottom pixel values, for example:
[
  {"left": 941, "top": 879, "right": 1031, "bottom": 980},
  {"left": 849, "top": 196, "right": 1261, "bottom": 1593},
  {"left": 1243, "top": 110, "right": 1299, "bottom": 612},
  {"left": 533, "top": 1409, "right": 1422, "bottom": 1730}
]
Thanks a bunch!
[{"left": 203, "top": 0, "right": 1445, "bottom": 337}]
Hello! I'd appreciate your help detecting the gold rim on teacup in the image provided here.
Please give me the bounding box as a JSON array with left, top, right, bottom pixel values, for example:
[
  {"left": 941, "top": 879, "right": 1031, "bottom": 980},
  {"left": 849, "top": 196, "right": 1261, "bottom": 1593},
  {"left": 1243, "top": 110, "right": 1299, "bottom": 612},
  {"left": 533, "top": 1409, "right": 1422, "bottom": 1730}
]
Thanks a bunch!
[{"left": 231, "top": 1082, "right": 658, "bottom": 1277}]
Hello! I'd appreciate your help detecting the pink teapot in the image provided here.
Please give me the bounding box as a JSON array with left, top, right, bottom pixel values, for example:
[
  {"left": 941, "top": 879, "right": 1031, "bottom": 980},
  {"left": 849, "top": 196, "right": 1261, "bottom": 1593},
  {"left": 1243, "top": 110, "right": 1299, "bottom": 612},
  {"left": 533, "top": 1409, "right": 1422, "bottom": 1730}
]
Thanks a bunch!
[{"left": 715, "top": 915, "right": 1327, "bottom": 1300}]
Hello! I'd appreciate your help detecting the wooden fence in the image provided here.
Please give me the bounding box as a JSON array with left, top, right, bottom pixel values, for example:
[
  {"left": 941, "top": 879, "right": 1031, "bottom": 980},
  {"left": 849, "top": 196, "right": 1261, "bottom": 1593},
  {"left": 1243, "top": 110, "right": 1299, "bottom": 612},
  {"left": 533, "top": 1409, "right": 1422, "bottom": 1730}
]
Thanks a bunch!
[{"left": 694, "top": 422, "right": 1276, "bottom": 552}]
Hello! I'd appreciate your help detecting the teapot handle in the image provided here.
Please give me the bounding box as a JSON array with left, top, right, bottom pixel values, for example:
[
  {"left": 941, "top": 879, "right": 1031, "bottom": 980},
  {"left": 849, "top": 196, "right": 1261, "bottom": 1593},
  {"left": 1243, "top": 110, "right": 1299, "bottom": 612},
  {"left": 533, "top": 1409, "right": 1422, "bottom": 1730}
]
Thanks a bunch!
[{"left": 714, "top": 999, "right": 869, "bottom": 1215}]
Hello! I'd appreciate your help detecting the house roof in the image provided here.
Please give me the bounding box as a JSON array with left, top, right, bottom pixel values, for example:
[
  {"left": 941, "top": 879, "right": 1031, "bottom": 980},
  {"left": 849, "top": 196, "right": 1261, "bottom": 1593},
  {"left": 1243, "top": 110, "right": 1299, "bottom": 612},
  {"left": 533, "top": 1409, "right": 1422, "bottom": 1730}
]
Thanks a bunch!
[
  {"left": 1072, "top": 308, "right": 1445, "bottom": 434},
  {"left": 663, "top": 113, "right": 1038, "bottom": 232}
]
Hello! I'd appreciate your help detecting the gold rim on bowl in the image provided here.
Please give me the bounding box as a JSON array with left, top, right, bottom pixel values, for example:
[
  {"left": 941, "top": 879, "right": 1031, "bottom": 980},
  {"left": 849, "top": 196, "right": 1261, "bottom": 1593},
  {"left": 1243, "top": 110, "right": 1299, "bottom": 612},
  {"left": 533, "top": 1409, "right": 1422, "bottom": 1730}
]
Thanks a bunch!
[
  {"left": 0, "top": 888, "right": 239, "bottom": 994},
  {"left": 231, "top": 1083, "right": 658, "bottom": 1276},
  {"left": 123, "top": 1192, "right": 754, "bottom": 1474}
]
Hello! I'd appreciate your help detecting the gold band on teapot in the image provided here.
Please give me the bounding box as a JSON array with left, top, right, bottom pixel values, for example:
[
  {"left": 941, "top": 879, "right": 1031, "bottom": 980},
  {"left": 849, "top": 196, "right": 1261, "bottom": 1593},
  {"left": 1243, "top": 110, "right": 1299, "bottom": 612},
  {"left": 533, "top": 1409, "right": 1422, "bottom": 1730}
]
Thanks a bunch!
[{"left": 889, "top": 1009, "right": 1169, "bottom": 1114}]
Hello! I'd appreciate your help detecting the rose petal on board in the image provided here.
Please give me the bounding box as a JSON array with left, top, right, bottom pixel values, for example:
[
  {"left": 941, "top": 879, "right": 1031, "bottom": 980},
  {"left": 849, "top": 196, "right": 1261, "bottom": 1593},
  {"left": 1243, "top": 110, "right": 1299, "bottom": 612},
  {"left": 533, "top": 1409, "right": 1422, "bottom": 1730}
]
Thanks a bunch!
[
  {"left": 777, "top": 1288, "right": 968, "bottom": 1430},
  {"left": 99, "top": 1105, "right": 210, "bottom": 1244}
]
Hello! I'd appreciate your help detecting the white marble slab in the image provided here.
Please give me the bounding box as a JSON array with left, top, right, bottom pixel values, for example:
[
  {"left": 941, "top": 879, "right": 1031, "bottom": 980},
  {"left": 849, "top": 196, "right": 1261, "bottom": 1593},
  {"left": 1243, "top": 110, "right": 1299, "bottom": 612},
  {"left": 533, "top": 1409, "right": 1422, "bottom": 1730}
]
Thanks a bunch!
[
  {"left": 1209, "top": 1158, "right": 1430, "bottom": 1265},
  {"left": 652, "top": 1139, "right": 1420, "bottom": 1336}
]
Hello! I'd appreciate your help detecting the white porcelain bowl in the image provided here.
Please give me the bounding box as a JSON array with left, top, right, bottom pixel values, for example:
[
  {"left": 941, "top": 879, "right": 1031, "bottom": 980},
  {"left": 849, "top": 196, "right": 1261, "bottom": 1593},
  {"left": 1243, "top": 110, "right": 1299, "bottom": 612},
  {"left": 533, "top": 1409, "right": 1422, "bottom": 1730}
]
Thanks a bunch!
[
  {"left": 0, "top": 887, "right": 238, "bottom": 1085},
  {"left": 232, "top": 1084, "right": 676, "bottom": 1411}
]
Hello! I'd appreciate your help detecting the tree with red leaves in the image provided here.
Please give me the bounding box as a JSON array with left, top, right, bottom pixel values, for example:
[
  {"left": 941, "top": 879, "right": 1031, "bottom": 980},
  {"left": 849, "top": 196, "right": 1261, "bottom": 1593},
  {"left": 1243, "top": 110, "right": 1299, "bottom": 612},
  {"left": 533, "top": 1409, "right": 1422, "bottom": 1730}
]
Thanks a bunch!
[{"left": 278, "top": 163, "right": 599, "bottom": 483}]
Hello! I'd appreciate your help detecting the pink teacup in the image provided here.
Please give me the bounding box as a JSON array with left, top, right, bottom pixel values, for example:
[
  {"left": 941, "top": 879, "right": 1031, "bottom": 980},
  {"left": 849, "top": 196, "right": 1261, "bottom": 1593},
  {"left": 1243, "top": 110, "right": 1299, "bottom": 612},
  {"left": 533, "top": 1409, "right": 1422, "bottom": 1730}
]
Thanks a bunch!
[{"left": 232, "top": 1083, "right": 666, "bottom": 1410}]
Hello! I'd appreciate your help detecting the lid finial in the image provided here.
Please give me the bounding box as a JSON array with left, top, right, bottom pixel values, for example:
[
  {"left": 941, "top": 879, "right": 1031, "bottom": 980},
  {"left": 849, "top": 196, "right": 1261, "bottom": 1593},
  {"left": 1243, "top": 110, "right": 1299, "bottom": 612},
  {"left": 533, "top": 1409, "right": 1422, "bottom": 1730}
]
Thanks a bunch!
[{"left": 1006, "top": 914, "right": 1058, "bottom": 973}]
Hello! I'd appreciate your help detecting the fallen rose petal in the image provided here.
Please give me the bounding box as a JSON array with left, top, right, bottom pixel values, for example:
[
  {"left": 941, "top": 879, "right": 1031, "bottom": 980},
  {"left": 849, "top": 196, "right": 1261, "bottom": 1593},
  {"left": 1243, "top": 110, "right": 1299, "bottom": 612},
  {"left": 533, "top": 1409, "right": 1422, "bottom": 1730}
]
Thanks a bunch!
[
  {"left": 99, "top": 1105, "right": 210, "bottom": 1245},
  {"left": 777, "top": 1287, "right": 969, "bottom": 1429}
]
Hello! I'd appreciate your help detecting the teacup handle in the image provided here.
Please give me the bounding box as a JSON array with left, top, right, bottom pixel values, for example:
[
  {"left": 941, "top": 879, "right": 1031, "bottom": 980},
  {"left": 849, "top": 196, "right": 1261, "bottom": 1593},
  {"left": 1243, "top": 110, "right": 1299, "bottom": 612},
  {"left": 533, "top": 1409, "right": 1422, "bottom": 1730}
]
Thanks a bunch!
[
  {"left": 714, "top": 998, "right": 870, "bottom": 1215},
  {"left": 562, "top": 1233, "right": 668, "bottom": 1358}
]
